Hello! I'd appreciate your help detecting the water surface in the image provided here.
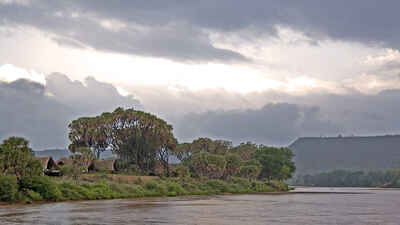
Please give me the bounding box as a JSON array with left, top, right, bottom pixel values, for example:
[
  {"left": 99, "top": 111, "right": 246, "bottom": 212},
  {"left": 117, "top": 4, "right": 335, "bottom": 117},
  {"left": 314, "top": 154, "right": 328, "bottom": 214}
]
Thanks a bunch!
[{"left": 1, "top": 187, "right": 399, "bottom": 225}]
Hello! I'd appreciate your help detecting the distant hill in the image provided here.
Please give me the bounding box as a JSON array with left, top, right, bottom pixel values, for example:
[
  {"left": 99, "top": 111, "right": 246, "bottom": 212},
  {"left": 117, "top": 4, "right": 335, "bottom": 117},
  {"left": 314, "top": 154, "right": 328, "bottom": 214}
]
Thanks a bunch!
[
  {"left": 34, "top": 149, "right": 115, "bottom": 160},
  {"left": 289, "top": 135, "right": 400, "bottom": 175},
  {"left": 34, "top": 149, "right": 70, "bottom": 160}
]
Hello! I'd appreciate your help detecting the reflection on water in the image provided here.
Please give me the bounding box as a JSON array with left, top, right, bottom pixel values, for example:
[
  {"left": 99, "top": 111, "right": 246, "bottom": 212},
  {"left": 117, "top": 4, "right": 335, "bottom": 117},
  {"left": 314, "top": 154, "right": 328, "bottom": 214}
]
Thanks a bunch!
[{"left": 1, "top": 187, "right": 400, "bottom": 225}]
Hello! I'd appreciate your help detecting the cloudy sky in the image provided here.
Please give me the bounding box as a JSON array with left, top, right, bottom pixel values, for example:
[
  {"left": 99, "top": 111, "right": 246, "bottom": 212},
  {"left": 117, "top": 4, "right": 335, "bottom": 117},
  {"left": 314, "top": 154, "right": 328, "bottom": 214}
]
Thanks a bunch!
[{"left": 1, "top": 0, "right": 400, "bottom": 149}]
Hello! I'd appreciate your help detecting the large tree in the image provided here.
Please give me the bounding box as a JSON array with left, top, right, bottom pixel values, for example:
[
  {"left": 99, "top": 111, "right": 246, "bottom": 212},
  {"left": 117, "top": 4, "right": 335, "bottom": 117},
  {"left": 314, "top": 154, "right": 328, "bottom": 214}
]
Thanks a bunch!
[
  {"left": 68, "top": 116, "right": 108, "bottom": 159},
  {"left": 68, "top": 108, "right": 177, "bottom": 175},
  {"left": 191, "top": 152, "right": 226, "bottom": 179},
  {"left": 175, "top": 138, "right": 232, "bottom": 161},
  {"left": 0, "top": 137, "right": 43, "bottom": 180},
  {"left": 254, "top": 146, "right": 296, "bottom": 182},
  {"left": 223, "top": 153, "right": 242, "bottom": 179}
]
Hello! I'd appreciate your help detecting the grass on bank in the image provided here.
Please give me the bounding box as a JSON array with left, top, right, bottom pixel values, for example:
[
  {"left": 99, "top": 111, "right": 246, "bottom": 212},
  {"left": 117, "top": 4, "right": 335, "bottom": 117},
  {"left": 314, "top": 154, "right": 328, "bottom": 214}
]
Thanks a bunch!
[{"left": 0, "top": 174, "right": 289, "bottom": 203}]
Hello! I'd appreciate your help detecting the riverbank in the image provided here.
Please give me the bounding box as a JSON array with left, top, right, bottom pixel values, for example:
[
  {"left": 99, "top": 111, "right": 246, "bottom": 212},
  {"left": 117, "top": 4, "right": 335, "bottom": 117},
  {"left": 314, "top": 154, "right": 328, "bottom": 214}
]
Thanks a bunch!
[{"left": 0, "top": 174, "right": 289, "bottom": 204}]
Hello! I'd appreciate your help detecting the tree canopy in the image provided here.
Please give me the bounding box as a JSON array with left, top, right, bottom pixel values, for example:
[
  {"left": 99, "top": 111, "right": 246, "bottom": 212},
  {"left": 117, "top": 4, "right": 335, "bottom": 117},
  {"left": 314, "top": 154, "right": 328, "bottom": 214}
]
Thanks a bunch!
[
  {"left": 176, "top": 138, "right": 295, "bottom": 181},
  {"left": 68, "top": 109, "right": 295, "bottom": 180},
  {"left": 68, "top": 108, "right": 177, "bottom": 175},
  {"left": 0, "top": 137, "right": 43, "bottom": 180},
  {"left": 255, "top": 146, "right": 296, "bottom": 181}
]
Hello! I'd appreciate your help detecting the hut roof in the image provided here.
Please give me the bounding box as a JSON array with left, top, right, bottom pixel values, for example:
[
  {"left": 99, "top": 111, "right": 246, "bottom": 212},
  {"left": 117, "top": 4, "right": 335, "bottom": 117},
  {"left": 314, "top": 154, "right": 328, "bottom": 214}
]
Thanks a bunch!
[
  {"left": 90, "top": 158, "right": 118, "bottom": 172},
  {"left": 35, "top": 156, "right": 57, "bottom": 170},
  {"left": 56, "top": 157, "right": 74, "bottom": 168}
]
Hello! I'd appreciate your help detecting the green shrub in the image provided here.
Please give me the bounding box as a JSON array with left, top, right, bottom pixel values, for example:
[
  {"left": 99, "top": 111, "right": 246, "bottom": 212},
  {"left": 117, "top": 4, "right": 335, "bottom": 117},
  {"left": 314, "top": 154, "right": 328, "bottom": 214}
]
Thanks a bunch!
[
  {"left": 250, "top": 182, "right": 275, "bottom": 192},
  {"left": 19, "top": 176, "right": 62, "bottom": 201},
  {"left": 84, "top": 183, "right": 116, "bottom": 199},
  {"left": 270, "top": 180, "right": 289, "bottom": 191},
  {"left": 0, "top": 176, "right": 18, "bottom": 202},
  {"left": 166, "top": 182, "right": 187, "bottom": 196},
  {"left": 181, "top": 182, "right": 200, "bottom": 193},
  {"left": 231, "top": 177, "right": 251, "bottom": 187},
  {"left": 239, "top": 165, "right": 261, "bottom": 180},
  {"left": 192, "top": 152, "right": 226, "bottom": 179},
  {"left": 144, "top": 181, "right": 168, "bottom": 196},
  {"left": 133, "top": 186, "right": 146, "bottom": 197},
  {"left": 173, "top": 166, "right": 190, "bottom": 178},
  {"left": 59, "top": 182, "right": 91, "bottom": 200},
  {"left": 23, "top": 189, "right": 43, "bottom": 201},
  {"left": 206, "top": 179, "right": 229, "bottom": 193}
]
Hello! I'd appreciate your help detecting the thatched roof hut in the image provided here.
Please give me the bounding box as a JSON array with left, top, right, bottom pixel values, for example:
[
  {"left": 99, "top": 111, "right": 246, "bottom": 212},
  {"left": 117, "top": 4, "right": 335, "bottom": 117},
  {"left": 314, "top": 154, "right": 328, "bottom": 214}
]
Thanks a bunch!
[
  {"left": 36, "top": 156, "right": 58, "bottom": 170},
  {"left": 56, "top": 157, "right": 75, "bottom": 167},
  {"left": 89, "top": 158, "right": 118, "bottom": 172},
  {"left": 57, "top": 156, "right": 94, "bottom": 172}
]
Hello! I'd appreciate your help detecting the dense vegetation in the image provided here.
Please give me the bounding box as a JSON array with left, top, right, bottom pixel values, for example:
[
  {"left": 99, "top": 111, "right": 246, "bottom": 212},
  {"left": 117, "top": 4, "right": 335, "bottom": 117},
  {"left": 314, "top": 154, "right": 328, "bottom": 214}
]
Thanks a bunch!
[
  {"left": 293, "top": 170, "right": 400, "bottom": 188},
  {"left": 0, "top": 108, "right": 296, "bottom": 203},
  {"left": 68, "top": 107, "right": 176, "bottom": 175},
  {"left": 0, "top": 174, "right": 289, "bottom": 203},
  {"left": 175, "top": 138, "right": 295, "bottom": 182},
  {"left": 0, "top": 137, "right": 43, "bottom": 181}
]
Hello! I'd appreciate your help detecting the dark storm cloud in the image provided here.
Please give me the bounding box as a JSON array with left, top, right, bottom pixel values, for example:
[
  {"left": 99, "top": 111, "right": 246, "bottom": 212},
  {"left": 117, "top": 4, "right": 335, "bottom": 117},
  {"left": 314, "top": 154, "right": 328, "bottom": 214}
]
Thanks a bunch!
[
  {"left": 45, "top": 73, "right": 142, "bottom": 114},
  {"left": 0, "top": 75, "right": 141, "bottom": 149},
  {"left": 173, "top": 103, "right": 340, "bottom": 146},
  {"left": 3, "top": 74, "right": 400, "bottom": 149},
  {"left": 127, "top": 84, "right": 400, "bottom": 146},
  {"left": 0, "top": 1, "right": 249, "bottom": 62},
  {"left": 1, "top": 0, "right": 400, "bottom": 62},
  {"left": 296, "top": 90, "right": 400, "bottom": 137}
]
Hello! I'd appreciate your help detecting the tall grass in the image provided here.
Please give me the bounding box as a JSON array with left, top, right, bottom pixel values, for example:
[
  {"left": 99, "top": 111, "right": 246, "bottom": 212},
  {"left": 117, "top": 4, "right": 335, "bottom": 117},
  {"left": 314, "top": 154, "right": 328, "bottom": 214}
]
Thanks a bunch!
[{"left": 0, "top": 175, "right": 289, "bottom": 203}]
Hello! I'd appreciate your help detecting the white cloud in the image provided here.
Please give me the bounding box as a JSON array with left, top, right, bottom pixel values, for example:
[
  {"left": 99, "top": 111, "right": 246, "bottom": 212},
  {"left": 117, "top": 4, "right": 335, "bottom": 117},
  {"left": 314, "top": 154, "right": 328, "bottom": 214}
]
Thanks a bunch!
[
  {"left": 0, "top": 25, "right": 399, "bottom": 100},
  {"left": 0, "top": 64, "right": 45, "bottom": 84}
]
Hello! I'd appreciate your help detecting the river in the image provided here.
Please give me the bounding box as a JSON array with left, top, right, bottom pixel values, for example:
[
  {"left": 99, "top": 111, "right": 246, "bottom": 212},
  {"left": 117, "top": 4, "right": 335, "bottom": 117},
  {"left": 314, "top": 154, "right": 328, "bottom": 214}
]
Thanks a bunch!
[{"left": 0, "top": 187, "right": 399, "bottom": 225}]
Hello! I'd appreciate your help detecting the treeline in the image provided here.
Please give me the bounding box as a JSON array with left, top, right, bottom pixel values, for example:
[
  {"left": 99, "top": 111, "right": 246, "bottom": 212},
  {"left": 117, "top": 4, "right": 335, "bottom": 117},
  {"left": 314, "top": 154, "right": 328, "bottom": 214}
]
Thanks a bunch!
[
  {"left": 174, "top": 139, "right": 295, "bottom": 182},
  {"left": 0, "top": 136, "right": 290, "bottom": 203},
  {"left": 68, "top": 108, "right": 296, "bottom": 181},
  {"left": 294, "top": 170, "right": 400, "bottom": 187},
  {"left": 0, "top": 107, "right": 296, "bottom": 202}
]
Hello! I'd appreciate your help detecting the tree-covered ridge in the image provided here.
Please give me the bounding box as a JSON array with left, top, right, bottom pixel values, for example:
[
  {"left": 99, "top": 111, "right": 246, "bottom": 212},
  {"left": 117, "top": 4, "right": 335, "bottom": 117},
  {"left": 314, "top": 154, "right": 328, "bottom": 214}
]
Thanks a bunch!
[
  {"left": 290, "top": 135, "right": 400, "bottom": 174},
  {"left": 293, "top": 170, "right": 400, "bottom": 188}
]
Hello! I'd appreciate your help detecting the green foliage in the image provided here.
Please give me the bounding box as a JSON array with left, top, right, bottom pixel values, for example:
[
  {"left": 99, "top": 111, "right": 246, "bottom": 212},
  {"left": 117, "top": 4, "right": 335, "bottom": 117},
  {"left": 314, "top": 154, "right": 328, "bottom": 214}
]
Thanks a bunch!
[
  {"left": 206, "top": 179, "right": 230, "bottom": 193},
  {"left": 19, "top": 176, "right": 62, "bottom": 201},
  {"left": 250, "top": 182, "right": 275, "bottom": 192},
  {"left": 173, "top": 165, "right": 190, "bottom": 178},
  {"left": 255, "top": 146, "right": 296, "bottom": 181},
  {"left": 191, "top": 152, "right": 226, "bottom": 179},
  {"left": 1, "top": 174, "right": 288, "bottom": 203},
  {"left": 239, "top": 165, "right": 261, "bottom": 180},
  {"left": 23, "top": 189, "right": 43, "bottom": 201},
  {"left": 223, "top": 153, "right": 242, "bottom": 179},
  {"left": 0, "top": 176, "right": 18, "bottom": 201},
  {"left": 165, "top": 182, "right": 187, "bottom": 196},
  {"left": 60, "top": 166, "right": 82, "bottom": 182},
  {"left": 24, "top": 158, "right": 44, "bottom": 177},
  {"left": 230, "top": 142, "right": 258, "bottom": 161},
  {"left": 68, "top": 108, "right": 177, "bottom": 175},
  {"left": 145, "top": 181, "right": 168, "bottom": 196},
  {"left": 177, "top": 138, "right": 294, "bottom": 184},
  {"left": 295, "top": 169, "right": 400, "bottom": 187},
  {"left": 0, "top": 137, "right": 43, "bottom": 180}
]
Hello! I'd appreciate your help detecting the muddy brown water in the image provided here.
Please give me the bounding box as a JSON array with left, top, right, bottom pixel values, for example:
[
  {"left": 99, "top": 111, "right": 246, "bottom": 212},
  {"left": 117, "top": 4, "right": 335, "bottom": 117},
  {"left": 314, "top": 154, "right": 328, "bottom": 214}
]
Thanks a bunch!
[{"left": 0, "top": 187, "right": 400, "bottom": 225}]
